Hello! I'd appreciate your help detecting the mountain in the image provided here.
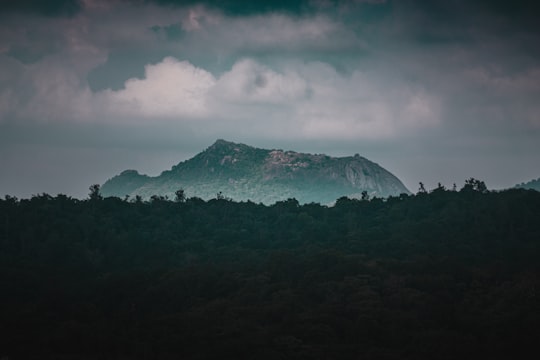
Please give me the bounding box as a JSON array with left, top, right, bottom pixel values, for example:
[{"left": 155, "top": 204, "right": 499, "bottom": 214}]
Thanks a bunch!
[
  {"left": 101, "top": 139, "right": 410, "bottom": 204},
  {"left": 515, "top": 178, "right": 540, "bottom": 192}
]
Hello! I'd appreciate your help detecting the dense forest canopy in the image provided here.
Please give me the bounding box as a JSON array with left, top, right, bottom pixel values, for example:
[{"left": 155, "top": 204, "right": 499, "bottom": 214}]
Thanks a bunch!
[{"left": 1, "top": 181, "right": 540, "bottom": 359}]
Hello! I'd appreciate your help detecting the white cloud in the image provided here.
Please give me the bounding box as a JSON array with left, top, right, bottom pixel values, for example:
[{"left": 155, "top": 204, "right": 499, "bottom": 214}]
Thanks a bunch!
[
  {"left": 103, "top": 56, "right": 216, "bottom": 119},
  {"left": 207, "top": 58, "right": 440, "bottom": 139},
  {"left": 402, "top": 93, "right": 440, "bottom": 127},
  {"left": 0, "top": 48, "right": 443, "bottom": 140},
  {"left": 211, "top": 59, "right": 308, "bottom": 104},
  {"left": 290, "top": 63, "right": 441, "bottom": 139}
]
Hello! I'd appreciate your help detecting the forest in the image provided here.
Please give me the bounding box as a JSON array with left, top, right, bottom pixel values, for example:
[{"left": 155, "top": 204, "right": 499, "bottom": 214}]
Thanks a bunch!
[{"left": 1, "top": 180, "right": 540, "bottom": 359}]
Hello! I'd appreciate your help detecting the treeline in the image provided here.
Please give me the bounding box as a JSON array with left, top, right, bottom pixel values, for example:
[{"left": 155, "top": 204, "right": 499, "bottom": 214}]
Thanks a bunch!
[{"left": 1, "top": 182, "right": 540, "bottom": 359}]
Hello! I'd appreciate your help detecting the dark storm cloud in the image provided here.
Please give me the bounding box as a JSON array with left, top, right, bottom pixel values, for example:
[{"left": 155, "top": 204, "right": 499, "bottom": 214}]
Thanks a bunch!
[
  {"left": 148, "top": 0, "right": 311, "bottom": 15},
  {"left": 0, "top": 0, "right": 392, "bottom": 19},
  {"left": 144, "top": 0, "right": 540, "bottom": 34},
  {"left": 0, "top": 0, "right": 313, "bottom": 17},
  {"left": 382, "top": 0, "right": 540, "bottom": 47},
  {"left": 1, "top": 0, "right": 81, "bottom": 16},
  {"left": 471, "top": 0, "right": 540, "bottom": 31},
  {"left": 3, "top": 0, "right": 539, "bottom": 28}
]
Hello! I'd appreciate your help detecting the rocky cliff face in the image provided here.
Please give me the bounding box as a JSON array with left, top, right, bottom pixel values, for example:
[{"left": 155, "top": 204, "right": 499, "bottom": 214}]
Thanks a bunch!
[{"left": 101, "top": 139, "right": 410, "bottom": 204}]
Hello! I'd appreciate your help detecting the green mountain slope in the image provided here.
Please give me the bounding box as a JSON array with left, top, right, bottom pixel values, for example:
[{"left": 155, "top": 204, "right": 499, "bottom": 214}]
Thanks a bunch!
[
  {"left": 101, "top": 139, "right": 410, "bottom": 204},
  {"left": 515, "top": 178, "right": 540, "bottom": 192}
]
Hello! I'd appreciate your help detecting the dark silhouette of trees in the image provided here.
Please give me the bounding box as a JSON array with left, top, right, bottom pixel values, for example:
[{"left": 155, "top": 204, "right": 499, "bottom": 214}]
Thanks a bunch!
[
  {"left": 0, "top": 179, "right": 539, "bottom": 359},
  {"left": 174, "top": 188, "right": 186, "bottom": 202},
  {"left": 361, "top": 190, "right": 369, "bottom": 200},
  {"left": 461, "top": 177, "right": 488, "bottom": 193},
  {"left": 88, "top": 184, "right": 102, "bottom": 201}
]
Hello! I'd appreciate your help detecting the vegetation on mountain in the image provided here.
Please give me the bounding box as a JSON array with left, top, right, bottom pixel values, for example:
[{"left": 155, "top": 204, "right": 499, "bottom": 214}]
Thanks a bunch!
[
  {"left": 101, "top": 139, "right": 410, "bottom": 204},
  {"left": 515, "top": 177, "right": 540, "bottom": 191},
  {"left": 1, "top": 181, "right": 540, "bottom": 359}
]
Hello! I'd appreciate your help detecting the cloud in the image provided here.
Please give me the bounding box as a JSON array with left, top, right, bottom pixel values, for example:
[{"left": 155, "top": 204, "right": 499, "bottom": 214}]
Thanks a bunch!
[
  {"left": 0, "top": 0, "right": 536, "bottom": 141},
  {"left": 93, "top": 56, "right": 441, "bottom": 141},
  {"left": 103, "top": 56, "right": 216, "bottom": 118},
  {"left": 0, "top": 0, "right": 81, "bottom": 17},
  {"left": 0, "top": 1, "right": 537, "bottom": 139},
  {"left": 457, "top": 65, "right": 540, "bottom": 130},
  {"left": 212, "top": 59, "right": 308, "bottom": 104},
  {"left": 290, "top": 62, "right": 441, "bottom": 139}
]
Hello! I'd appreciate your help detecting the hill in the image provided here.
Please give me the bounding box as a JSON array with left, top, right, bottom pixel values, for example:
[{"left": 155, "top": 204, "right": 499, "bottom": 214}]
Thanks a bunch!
[
  {"left": 515, "top": 177, "right": 540, "bottom": 191},
  {"left": 101, "top": 139, "right": 410, "bottom": 203}
]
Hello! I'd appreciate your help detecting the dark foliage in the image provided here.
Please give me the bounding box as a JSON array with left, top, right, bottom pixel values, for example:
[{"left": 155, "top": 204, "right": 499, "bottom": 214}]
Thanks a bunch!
[{"left": 1, "top": 185, "right": 540, "bottom": 359}]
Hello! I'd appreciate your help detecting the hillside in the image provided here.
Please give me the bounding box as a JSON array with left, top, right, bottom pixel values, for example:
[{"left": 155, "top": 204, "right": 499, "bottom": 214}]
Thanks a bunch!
[
  {"left": 101, "top": 139, "right": 410, "bottom": 203},
  {"left": 515, "top": 177, "right": 540, "bottom": 191}
]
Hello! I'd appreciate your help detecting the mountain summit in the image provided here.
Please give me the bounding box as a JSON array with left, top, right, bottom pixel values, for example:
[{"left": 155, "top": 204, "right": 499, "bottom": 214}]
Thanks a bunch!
[{"left": 101, "top": 140, "right": 410, "bottom": 204}]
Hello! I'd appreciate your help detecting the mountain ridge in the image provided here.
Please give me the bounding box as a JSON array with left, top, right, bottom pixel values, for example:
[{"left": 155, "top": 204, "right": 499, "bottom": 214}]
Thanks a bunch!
[
  {"left": 101, "top": 139, "right": 410, "bottom": 204},
  {"left": 515, "top": 177, "right": 540, "bottom": 192}
]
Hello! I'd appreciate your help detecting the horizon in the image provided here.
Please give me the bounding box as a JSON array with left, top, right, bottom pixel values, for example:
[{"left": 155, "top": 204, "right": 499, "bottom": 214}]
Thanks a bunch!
[{"left": 1, "top": 0, "right": 540, "bottom": 198}]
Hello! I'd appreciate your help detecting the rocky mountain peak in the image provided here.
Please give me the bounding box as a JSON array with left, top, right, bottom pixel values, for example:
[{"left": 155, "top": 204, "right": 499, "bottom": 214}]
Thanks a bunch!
[
  {"left": 208, "top": 138, "right": 235, "bottom": 149},
  {"left": 206, "top": 139, "right": 248, "bottom": 153},
  {"left": 102, "top": 140, "right": 410, "bottom": 204}
]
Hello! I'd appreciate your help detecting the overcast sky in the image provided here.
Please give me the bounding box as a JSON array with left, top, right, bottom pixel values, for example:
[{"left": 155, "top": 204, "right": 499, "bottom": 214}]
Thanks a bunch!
[{"left": 1, "top": 0, "right": 539, "bottom": 198}]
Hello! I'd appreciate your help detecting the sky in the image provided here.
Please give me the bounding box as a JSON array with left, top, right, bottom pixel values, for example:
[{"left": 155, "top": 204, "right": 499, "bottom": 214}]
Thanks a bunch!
[{"left": 1, "top": 0, "right": 539, "bottom": 198}]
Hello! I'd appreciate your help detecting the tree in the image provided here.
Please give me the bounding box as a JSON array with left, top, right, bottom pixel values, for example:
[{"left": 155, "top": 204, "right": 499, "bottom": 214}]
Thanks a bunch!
[
  {"left": 174, "top": 189, "right": 186, "bottom": 203},
  {"left": 361, "top": 191, "right": 370, "bottom": 201},
  {"left": 150, "top": 195, "right": 167, "bottom": 202},
  {"left": 88, "top": 184, "right": 102, "bottom": 201},
  {"left": 216, "top": 191, "right": 230, "bottom": 201},
  {"left": 461, "top": 178, "right": 488, "bottom": 193},
  {"left": 431, "top": 182, "right": 446, "bottom": 194}
]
